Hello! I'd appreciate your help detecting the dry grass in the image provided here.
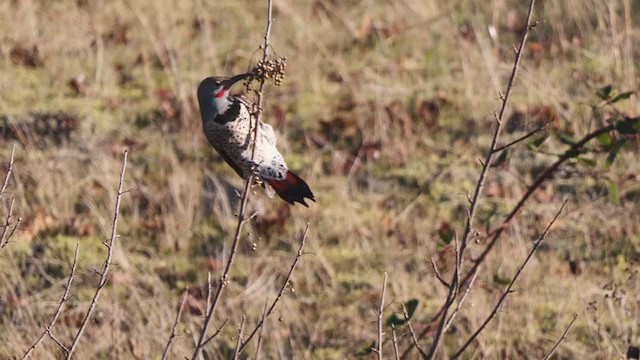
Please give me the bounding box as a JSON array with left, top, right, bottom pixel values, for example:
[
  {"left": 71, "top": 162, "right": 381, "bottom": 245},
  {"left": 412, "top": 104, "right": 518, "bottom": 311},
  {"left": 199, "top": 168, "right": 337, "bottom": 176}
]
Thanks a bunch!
[{"left": 0, "top": 0, "right": 639, "bottom": 358}]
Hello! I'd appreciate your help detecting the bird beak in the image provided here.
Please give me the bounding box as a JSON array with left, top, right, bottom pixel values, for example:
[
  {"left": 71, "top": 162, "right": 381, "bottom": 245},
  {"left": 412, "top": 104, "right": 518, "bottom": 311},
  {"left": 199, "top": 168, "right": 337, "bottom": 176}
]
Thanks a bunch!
[{"left": 223, "top": 72, "right": 252, "bottom": 90}]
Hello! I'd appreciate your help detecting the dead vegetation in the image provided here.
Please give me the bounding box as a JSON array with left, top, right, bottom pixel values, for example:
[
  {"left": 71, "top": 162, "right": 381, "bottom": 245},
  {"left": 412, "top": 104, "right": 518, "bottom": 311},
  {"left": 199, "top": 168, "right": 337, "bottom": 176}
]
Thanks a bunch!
[{"left": 0, "top": 0, "right": 639, "bottom": 359}]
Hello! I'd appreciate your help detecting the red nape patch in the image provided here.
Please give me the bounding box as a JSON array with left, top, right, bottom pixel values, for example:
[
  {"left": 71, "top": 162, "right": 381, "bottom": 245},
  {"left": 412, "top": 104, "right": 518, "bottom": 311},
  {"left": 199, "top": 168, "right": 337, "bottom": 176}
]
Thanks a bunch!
[{"left": 215, "top": 89, "right": 225, "bottom": 98}]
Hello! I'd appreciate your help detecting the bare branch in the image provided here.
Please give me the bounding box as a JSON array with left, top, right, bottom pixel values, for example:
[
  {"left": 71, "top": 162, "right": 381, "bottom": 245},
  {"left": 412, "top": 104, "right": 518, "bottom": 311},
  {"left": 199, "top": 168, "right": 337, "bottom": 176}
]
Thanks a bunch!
[
  {"left": 443, "top": 267, "right": 479, "bottom": 333},
  {"left": 541, "top": 314, "right": 578, "bottom": 360},
  {"left": 0, "top": 144, "right": 16, "bottom": 198},
  {"left": 462, "top": 117, "right": 636, "bottom": 287},
  {"left": 425, "top": 1, "right": 537, "bottom": 358},
  {"left": 21, "top": 244, "right": 79, "bottom": 359},
  {"left": 66, "top": 150, "right": 128, "bottom": 359},
  {"left": 254, "top": 300, "right": 269, "bottom": 360},
  {"left": 0, "top": 198, "right": 16, "bottom": 250},
  {"left": 46, "top": 326, "right": 68, "bottom": 354},
  {"left": 202, "top": 319, "right": 228, "bottom": 347},
  {"left": 238, "top": 224, "right": 309, "bottom": 354},
  {"left": 232, "top": 315, "right": 246, "bottom": 360},
  {"left": 430, "top": 258, "right": 449, "bottom": 288},
  {"left": 191, "top": 1, "right": 274, "bottom": 356},
  {"left": 161, "top": 288, "right": 189, "bottom": 360},
  {"left": 391, "top": 324, "right": 400, "bottom": 360},
  {"left": 450, "top": 200, "right": 567, "bottom": 359},
  {"left": 402, "top": 303, "right": 427, "bottom": 358},
  {"left": 493, "top": 122, "right": 550, "bottom": 153},
  {"left": 376, "top": 272, "right": 388, "bottom": 360}
]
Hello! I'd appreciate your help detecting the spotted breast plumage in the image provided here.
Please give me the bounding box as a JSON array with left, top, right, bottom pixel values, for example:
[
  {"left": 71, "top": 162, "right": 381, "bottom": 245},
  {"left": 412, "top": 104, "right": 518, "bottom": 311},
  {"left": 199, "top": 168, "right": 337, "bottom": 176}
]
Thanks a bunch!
[{"left": 197, "top": 73, "right": 315, "bottom": 206}]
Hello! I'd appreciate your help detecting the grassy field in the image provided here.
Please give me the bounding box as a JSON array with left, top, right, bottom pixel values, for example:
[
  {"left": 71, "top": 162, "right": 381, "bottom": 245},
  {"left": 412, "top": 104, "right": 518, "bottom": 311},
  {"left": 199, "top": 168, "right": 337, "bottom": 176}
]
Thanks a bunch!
[{"left": 0, "top": 0, "right": 639, "bottom": 359}]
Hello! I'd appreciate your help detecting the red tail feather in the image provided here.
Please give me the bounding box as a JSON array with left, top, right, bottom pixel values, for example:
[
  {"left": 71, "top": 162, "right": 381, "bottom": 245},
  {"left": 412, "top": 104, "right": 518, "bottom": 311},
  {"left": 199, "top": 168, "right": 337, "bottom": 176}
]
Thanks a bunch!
[{"left": 267, "top": 171, "right": 315, "bottom": 207}]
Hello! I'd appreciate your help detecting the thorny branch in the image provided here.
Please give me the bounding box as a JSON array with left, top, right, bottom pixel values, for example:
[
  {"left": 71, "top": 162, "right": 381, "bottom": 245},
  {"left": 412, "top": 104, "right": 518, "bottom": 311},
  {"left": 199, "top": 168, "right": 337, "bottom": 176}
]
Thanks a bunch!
[
  {"left": 450, "top": 200, "right": 567, "bottom": 358},
  {"left": 65, "top": 150, "right": 128, "bottom": 359},
  {"left": 191, "top": 1, "right": 275, "bottom": 357},
  {"left": 424, "top": 1, "right": 538, "bottom": 358},
  {"left": 21, "top": 244, "right": 79, "bottom": 359}
]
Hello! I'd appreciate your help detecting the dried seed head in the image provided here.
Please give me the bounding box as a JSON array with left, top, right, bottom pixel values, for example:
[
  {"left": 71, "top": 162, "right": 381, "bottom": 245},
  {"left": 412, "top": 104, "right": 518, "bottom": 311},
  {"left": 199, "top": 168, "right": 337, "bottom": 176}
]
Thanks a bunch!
[{"left": 250, "top": 56, "right": 287, "bottom": 86}]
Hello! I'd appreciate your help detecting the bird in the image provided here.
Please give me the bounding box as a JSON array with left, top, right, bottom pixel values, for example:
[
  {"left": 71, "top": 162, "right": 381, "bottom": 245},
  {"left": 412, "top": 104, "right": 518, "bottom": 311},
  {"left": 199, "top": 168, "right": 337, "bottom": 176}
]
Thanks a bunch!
[{"left": 197, "top": 73, "right": 315, "bottom": 206}]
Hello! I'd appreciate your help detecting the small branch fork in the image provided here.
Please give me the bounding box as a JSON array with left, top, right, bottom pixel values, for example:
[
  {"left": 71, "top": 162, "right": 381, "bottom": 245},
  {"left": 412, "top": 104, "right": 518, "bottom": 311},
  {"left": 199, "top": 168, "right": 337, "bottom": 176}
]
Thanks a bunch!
[
  {"left": 21, "top": 244, "right": 79, "bottom": 359},
  {"left": 191, "top": 1, "right": 274, "bottom": 358},
  {"left": 423, "top": 1, "right": 538, "bottom": 358},
  {"left": 450, "top": 200, "right": 567, "bottom": 358}
]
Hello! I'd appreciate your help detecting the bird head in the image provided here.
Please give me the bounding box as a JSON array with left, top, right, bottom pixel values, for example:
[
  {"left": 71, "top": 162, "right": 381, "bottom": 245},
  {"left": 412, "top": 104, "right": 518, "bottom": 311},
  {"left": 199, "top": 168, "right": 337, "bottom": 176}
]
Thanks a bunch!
[{"left": 197, "top": 73, "right": 252, "bottom": 121}]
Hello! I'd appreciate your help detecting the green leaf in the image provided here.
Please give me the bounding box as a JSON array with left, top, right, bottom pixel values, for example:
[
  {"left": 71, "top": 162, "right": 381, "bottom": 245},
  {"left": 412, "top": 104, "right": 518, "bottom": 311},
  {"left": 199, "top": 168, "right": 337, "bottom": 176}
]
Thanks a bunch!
[
  {"left": 565, "top": 148, "right": 583, "bottom": 159},
  {"left": 596, "top": 85, "right": 613, "bottom": 100},
  {"left": 526, "top": 135, "right": 547, "bottom": 151},
  {"left": 606, "top": 139, "right": 628, "bottom": 169},
  {"left": 493, "top": 273, "right": 511, "bottom": 286},
  {"left": 404, "top": 299, "right": 419, "bottom": 318},
  {"left": 437, "top": 223, "right": 454, "bottom": 246},
  {"left": 609, "top": 181, "right": 620, "bottom": 206},
  {"left": 578, "top": 157, "right": 597, "bottom": 167},
  {"left": 355, "top": 341, "right": 376, "bottom": 356},
  {"left": 596, "top": 132, "right": 612, "bottom": 146},
  {"left": 615, "top": 120, "right": 639, "bottom": 135},
  {"left": 386, "top": 299, "right": 419, "bottom": 326},
  {"left": 609, "top": 91, "right": 635, "bottom": 104},
  {"left": 557, "top": 132, "right": 579, "bottom": 146}
]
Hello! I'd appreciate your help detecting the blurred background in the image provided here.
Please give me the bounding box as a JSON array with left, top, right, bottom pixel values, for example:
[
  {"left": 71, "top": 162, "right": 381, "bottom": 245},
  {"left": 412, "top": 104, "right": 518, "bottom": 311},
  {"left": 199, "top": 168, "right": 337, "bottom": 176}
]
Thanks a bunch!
[{"left": 0, "top": 0, "right": 638, "bottom": 358}]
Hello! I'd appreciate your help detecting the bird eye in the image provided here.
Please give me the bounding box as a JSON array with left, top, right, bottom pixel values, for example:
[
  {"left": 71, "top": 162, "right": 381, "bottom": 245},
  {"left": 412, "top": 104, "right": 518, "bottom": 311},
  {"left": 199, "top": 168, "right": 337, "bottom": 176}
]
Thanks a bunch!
[{"left": 215, "top": 80, "right": 221, "bottom": 85}]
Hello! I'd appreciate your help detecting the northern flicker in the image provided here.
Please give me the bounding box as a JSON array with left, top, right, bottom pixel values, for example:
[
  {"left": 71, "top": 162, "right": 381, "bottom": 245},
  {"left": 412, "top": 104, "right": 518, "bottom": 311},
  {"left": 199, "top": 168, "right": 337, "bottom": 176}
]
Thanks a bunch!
[{"left": 197, "top": 73, "right": 315, "bottom": 206}]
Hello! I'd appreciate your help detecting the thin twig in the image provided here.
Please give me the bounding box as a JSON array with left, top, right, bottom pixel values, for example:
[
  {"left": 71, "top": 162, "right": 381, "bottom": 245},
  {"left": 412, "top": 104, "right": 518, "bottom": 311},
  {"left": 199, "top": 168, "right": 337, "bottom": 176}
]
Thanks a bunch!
[
  {"left": 541, "top": 314, "right": 578, "bottom": 360},
  {"left": 376, "top": 272, "right": 388, "bottom": 359},
  {"left": 238, "top": 225, "right": 309, "bottom": 354},
  {"left": 493, "top": 122, "right": 550, "bottom": 152},
  {"left": 430, "top": 258, "right": 449, "bottom": 288},
  {"left": 191, "top": 1, "right": 274, "bottom": 357},
  {"left": 443, "top": 268, "right": 479, "bottom": 333},
  {"left": 205, "top": 273, "right": 212, "bottom": 316},
  {"left": 21, "top": 244, "right": 79, "bottom": 359},
  {"left": 202, "top": 319, "right": 228, "bottom": 347},
  {"left": 424, "top": 2, "right": 537, "bottom": 358},
  {"left": 161, "top": 288, "right": 189, "bottom": 360},
  {"left": 391, "top": 325, "right": 400, "bottom": 360},
  {"left": 0, "top": 198, "right": 16, "bottom": 250},
  {"left": 402, "top": 303, "right": 427, "bottom": 358},
  {"left": 232, "top": 315, "right": 246, "bottom": 360},
  {"left": 0, "top": 144, "right": 16, "bottom": 197},
  {"left": 450, "top": 200, "right": 567, "bottom": 359},
  {"left": 255, "top": 300, "right": 269, "bottom": 360},
  {"left": 66, "top": 150, "right": 128, "bottom": 359},
  {"left": 46, "top": 327, "right": 68, "bottom": 353}
]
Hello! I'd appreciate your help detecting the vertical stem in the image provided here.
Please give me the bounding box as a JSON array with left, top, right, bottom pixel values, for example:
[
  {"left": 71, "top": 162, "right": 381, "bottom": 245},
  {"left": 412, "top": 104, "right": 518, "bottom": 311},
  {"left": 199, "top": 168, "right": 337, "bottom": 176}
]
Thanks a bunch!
[{"left": 66, "top": 150, "right": 128, "bottom": 359}]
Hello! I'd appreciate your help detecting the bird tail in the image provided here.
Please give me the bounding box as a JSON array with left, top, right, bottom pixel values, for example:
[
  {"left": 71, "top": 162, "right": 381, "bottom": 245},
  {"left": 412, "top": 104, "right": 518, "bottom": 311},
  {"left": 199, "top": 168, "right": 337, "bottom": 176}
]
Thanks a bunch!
[{"left": 267, "top": 171, "right": 315, "bottom": 207}]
